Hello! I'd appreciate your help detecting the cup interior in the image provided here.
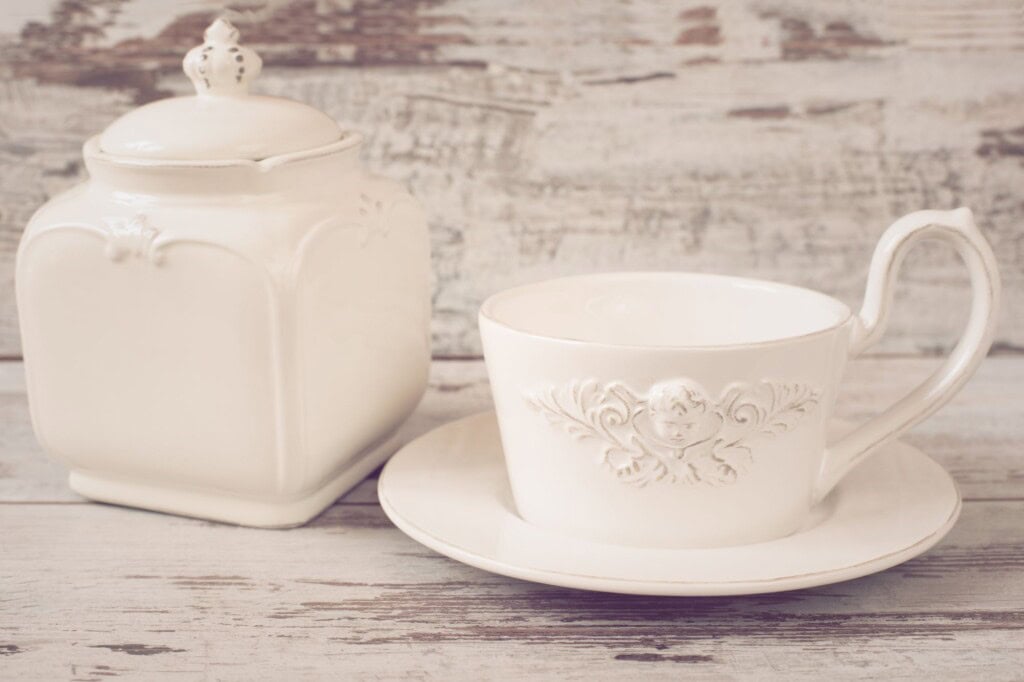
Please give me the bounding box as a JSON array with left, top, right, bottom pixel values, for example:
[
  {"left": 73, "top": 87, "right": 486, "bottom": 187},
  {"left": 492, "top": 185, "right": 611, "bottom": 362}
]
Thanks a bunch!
[{"left": 481, "top": 272, "right": 851, "bottom": 347}]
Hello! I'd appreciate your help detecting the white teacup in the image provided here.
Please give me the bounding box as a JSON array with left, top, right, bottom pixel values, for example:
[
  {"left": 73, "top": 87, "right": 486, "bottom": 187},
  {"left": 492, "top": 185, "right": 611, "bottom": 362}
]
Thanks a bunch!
[{"left": 480, "top": 209, "right": 1000, "bottom": 548}]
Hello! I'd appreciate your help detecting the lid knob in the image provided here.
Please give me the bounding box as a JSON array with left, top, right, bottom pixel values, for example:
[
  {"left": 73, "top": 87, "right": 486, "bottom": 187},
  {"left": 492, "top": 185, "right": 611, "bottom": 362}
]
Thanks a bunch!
[{"left": 183, "top": 19, "right": 262, "bottom": 97}]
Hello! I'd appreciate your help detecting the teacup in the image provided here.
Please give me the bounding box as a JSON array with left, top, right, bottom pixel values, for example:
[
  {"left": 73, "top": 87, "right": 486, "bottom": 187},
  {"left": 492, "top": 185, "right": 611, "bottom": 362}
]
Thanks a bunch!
[{"left": 480, "top": 208, "right": 1000, "bottom": 548}]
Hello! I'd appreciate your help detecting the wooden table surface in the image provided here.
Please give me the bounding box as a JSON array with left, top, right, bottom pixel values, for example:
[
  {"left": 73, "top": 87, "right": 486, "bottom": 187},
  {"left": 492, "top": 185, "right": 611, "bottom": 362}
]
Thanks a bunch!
[{"left": 1, "top": 356, "right": 1022, "bottom": 680}]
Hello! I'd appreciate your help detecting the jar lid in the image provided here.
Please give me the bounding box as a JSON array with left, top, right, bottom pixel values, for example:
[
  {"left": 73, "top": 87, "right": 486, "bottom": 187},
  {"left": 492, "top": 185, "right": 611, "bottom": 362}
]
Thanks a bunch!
[{"left": 97, "top": 19, "right": 343, "bottom": 161}]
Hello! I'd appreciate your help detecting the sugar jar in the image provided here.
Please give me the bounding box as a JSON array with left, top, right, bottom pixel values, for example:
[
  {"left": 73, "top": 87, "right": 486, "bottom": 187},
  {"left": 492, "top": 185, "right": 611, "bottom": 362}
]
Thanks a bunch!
[{"left": 16, "top": 19, "right": 431, "bottom": 527}]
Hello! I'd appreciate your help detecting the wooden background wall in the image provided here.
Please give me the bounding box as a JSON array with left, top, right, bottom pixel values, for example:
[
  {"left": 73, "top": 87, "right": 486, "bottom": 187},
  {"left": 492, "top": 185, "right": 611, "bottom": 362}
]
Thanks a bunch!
[{"left": 0, "top": 0, "right": 1021, "bottom": 358}]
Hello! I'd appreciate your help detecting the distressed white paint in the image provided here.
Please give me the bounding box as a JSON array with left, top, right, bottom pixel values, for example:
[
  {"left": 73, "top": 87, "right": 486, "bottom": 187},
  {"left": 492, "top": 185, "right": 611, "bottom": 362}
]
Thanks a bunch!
[
  {"left": 0, "top": 356, "right": 1023, "bottom": 678},
  {"left": 0, "top": 0, "right": 1020, "bottom": 357}
]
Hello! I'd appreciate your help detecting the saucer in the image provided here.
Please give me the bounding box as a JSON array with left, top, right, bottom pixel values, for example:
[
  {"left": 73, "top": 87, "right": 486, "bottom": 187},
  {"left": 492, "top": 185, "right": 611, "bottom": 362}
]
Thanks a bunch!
[{"left": 378, "top": 412, "right": 961, "bottom": 596}]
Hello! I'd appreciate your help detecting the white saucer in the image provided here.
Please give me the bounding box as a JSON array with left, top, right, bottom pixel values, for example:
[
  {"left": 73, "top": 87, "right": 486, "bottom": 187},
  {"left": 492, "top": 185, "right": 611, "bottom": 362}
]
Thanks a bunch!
[{"left": 378, "top": 412, "right": 961, "bottom": 596}]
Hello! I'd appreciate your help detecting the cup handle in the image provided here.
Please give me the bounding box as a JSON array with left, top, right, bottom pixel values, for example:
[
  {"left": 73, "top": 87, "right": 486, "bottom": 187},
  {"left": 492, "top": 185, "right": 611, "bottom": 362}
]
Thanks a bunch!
[{"left": 813, "top": 207, "right": 1001, "bottom": 502}]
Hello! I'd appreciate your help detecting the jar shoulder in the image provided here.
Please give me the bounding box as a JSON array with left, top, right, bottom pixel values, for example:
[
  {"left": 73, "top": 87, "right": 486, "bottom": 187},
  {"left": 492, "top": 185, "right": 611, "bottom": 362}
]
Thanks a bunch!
[{"left": 20, "top": 175, "right": 426, "bottom": 259}]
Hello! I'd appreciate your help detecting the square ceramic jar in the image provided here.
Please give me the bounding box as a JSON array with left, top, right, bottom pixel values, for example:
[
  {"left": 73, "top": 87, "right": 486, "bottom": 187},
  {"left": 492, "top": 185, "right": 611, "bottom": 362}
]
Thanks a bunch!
[{"left": 16, "top": 20, "right": 431, "bottom": 527}]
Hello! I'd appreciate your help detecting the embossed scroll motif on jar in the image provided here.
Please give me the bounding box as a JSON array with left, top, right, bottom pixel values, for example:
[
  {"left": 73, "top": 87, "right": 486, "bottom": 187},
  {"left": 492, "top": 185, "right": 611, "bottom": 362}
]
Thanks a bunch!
[{"left": 16, "top": 19, "right": 431, "bottom": 527}]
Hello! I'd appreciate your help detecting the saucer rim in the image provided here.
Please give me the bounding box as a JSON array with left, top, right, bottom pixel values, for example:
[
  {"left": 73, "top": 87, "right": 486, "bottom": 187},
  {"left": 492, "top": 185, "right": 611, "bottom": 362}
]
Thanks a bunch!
[{"left": 378, "top": 411, "right": 962, "bottom": 596}]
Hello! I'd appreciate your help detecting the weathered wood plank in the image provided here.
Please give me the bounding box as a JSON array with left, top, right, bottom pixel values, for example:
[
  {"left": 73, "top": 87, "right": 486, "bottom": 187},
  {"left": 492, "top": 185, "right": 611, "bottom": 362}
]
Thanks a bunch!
[
  {"left": 0, "top": 0, "right": 1022, "bottom": 357},
  {"left": 2, "top": 5, "right": 1021, "bottom": 677},
  {"left": 1, "top": 356, "right": 1022, "bottom": 506},
  {"left": 0, "top": 497, "right": 1022, "bottom": 680}
]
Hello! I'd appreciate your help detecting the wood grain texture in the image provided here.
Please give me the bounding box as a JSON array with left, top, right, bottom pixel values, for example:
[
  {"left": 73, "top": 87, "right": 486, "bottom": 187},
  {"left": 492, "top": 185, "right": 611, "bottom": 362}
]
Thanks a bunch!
[
  {"left": 0, "top": 356, "right": 1023, "bottom": 679},
  {"left": 0, "top": 0, "right": 1023, "bottom": 357},
  {"left": 1, "top": 500, "right": 1023, "bottom": 680}
]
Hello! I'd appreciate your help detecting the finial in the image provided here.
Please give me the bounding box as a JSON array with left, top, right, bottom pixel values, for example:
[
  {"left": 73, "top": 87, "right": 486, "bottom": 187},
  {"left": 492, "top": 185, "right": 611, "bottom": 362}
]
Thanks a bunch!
[{"left": 183, "top": 18, "right": 262, "bottom": 97}]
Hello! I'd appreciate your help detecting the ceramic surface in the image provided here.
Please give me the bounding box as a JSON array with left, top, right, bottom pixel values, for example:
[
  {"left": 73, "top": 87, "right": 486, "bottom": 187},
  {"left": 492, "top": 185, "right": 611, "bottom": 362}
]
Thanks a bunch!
[
  {"left": 378, "top": 412, "right": 962, "bottom": 596},
  {"left": 479, "top": 209, "right": 998, "bottom": 548},
  {"left": 99, "top": 19, "right": 342, "bottom": 161},
  {"left": 16, "top": 20, "right": 431, "bottom": 527}
]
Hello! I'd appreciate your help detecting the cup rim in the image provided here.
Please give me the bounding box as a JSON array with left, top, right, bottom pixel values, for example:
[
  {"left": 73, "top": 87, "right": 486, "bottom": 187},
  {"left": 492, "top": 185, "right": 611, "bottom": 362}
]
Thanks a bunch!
[{"left": 479, "top": 271, "right": 854, "bottom": 351}]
